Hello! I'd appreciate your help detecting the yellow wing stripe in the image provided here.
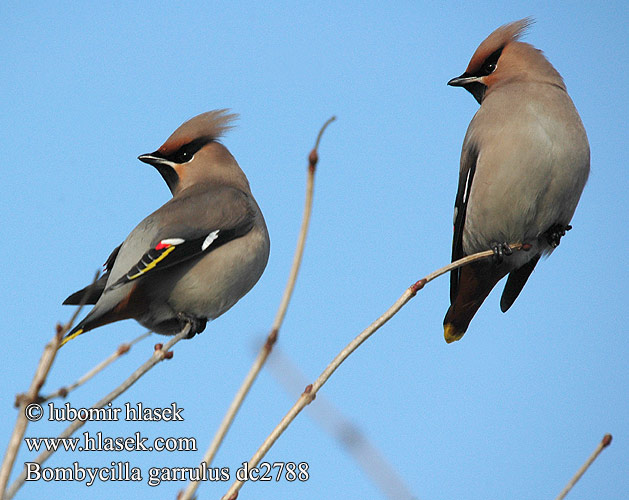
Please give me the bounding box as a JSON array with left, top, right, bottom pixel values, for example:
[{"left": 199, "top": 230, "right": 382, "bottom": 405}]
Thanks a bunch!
[
  {"left": 127, "top": 245, "right": 177, "bottom": 280},
  {"left": 59, "top": 328, "right": 84, "bottom": 348}
]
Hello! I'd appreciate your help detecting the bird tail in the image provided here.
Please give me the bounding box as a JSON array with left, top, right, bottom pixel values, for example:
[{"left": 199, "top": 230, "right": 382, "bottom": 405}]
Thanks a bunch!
[
  {"left": 63, "top": 275, "right": 108, "bottom": 305},
  {"left": 60, "top": 323, "right": 86, "bottom": 348},
  {"left": 499, "top": 254, "right": 540, "bottom": 312},
  {"left": 58, "top": 303, "right": 119, "bottom": 348},
  {"left": 443, "top": 262, "right": 504, "bottom": 343}
]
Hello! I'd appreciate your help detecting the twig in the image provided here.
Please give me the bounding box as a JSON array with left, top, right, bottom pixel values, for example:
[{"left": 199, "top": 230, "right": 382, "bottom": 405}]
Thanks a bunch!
[
  {"left": 0, "top": 331, "right": 62, "bottom": 499},
  {"left": 41, "top": 331, "right": 152, "bottom": 402},
  {"left": 221, "top": 244, "right": 523, "bottom": 500},
  {"left": 267, "top": 348, "right": 417, "bottom": 500},
  {"left": 4, "top": 325, "right": 190, "bottom": 500},
  {"left": 178, "top": 115, "right": 336, "bottom": 500},
  {"left": 273, "top": 115, "right": 336, "bottom": 334},
  {"left": 555, "top": 434, "right": 612, "bottom": 500},
  {"left": 0, "top": 271, "right": 96, "bottom": 500}
]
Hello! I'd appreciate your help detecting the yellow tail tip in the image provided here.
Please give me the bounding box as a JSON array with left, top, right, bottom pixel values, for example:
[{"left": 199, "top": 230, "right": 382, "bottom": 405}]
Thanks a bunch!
[
  {"left": 444, "top": 323, "right": 465, "bottom": 344},
  {"left": 59, "top": 328, "right": 84, "bottom": 348}
]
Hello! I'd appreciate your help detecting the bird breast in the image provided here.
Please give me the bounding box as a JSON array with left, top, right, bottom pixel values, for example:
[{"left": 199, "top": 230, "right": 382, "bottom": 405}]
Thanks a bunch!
[
  {"left": 461, "top": 82, "right": 589, "bottom": 256},
  {"left": 167, "top": 221, "right": 270, "bottom": 319}
]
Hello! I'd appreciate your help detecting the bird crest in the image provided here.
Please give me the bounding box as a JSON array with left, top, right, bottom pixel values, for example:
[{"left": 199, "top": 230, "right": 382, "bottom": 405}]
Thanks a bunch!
[
  {"left": 466, "top": 18, "right": 533, "bottom": 74},
  {"left": 157, "top": 109, "right": 238, "bottom": 156}
]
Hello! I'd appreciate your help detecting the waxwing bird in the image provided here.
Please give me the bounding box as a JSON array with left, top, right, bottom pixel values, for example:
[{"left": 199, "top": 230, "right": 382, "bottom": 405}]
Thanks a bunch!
[
  {"left": 443, "top": 18, "right": 589, "bottom": 343},
  {"left": 61, "top": 110, "right": 270, "bottom": 347}
]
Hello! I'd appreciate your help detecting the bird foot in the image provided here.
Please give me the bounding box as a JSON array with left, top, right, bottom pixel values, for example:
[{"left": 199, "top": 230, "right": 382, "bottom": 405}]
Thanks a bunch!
[
  {"left": 544, "top": 224, "right": 572, "bottom": 248},
  {"left": 491, "top": 241, "right": 513, "bottom": 263},
  {"left": 177, "top": 313, "right": 207, "bottom": 338}
]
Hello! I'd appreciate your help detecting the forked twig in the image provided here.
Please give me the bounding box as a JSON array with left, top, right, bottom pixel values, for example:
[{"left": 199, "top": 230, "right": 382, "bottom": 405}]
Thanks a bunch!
[
  {"left": 0, "top": 331, "right": 62, "bottom": 499},
  {"left": 221, "top": 244, "right": 524, "bottom": 500},
  {"left": 555, "top": 434, "right": 612, "bottom": 500},
  {"left": 4, "top": 325, "right": 190, "bottom": 500},
  {"left": 0, "top": 270, "right": 97, "bottom": 499},
  {"left": 179, "top": 115, "right": 336, "bottom": 500},
  {"left": 41, "top": 331, "right": 152, "bottom": 402}
]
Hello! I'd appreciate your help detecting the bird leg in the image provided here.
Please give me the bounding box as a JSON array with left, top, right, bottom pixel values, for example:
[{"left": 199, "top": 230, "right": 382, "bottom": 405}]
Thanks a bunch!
[
  {"left": 177, "top": 312, "right": 207, "bottom": 338},
  {"left": 544, "top": 224, "right": 572, "bottom": 248},
  {"left": 490, "top": 241, "right": 513, "bottom": 263}
]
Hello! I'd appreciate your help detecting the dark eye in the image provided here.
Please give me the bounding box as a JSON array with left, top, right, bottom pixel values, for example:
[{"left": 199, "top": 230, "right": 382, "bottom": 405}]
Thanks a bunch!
[
  {"left": 174, "top": 149, "right": 192, "bottom": 163},
  {"left": 168, "top": 137, "right": 211, "bottom": 164},
  {"left": 478, "top": 48, "right": 502, "bottom": 77}
]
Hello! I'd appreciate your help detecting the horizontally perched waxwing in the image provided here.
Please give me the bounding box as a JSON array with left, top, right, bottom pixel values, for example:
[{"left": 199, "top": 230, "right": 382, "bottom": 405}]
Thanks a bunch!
[
  {"left": 443, "top": 18, "right": 589, "bottom": 343},
  {"left": 61, "top": 110, "right": 270, "bottom": 347}
]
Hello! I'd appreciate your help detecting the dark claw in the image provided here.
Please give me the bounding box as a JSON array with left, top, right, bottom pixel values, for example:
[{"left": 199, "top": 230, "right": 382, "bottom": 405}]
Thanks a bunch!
[
  {"left": 177, "top": 313, "right": 207, "bottom": 338},
  {"left": 545, "top": 224, "right": 572, "bottom": 248},
  {"left": 491, "top": 242, "right": 512, "bottom": 264}
]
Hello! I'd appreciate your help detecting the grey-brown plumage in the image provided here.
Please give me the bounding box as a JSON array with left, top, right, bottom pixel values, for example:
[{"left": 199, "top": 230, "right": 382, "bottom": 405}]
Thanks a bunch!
[
  {"left": 444, "top": 19, "right": 590, "bottom": 343},
  {"left": 62, "top": 110, "right": 270, "bottom": 346}
]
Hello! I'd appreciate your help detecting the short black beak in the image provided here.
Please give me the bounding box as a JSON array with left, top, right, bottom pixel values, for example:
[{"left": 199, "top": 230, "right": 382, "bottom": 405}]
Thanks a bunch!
[
  {"left": 447, "top": 73, "right": 476, "bottom": 87},
  {"left": 447, "top": 73, "right": 485, "bottom": 104},
  {"left": 137, "top": 152, "right": 162, "bottom": 166},
  {"left": 137, "top": 152, "right": 179, "bottom": 194}
]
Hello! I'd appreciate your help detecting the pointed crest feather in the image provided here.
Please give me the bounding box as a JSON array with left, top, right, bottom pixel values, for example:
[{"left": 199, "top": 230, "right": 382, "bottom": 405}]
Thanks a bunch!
[
  {"left": 467, "top": 17, "right": 534, "bottom": 73},
  {"left": 159, "top": 109, "right": 238, "bottom": 154}
]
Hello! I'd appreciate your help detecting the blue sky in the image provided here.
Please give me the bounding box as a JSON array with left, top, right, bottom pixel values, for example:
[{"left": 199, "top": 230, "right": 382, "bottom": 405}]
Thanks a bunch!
[{"left": 1, "top": 2, "right": 627, "bottom": 499}]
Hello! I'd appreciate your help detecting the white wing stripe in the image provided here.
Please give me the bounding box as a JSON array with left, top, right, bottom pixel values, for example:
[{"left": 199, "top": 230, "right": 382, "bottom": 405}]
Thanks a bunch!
[
  {"left": 202, "top": 230, "right": 220, "bottom": 251},
  {"left": 160, "top": 237, "right": 185, "bottom": 246}
]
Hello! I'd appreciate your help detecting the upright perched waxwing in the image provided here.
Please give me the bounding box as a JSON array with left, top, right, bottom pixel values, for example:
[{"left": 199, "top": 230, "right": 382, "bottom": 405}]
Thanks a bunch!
[
  {"left": 61, "top": 110, "right": 270, "bottom": 347},
  {"left": 443, "top": 18, "right": 589, "bottom": 343}
]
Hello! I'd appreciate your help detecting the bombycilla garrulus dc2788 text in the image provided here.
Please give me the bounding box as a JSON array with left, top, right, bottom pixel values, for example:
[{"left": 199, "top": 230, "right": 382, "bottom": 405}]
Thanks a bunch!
[
  {"left": 61, "top": 110, "right": 270, "bottom": 347},
  {"left": 444, "top": 18, "right": 590, "bottom": 343}
]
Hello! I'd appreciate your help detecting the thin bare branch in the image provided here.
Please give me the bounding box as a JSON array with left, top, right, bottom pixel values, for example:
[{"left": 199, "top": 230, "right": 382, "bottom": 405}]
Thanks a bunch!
[
  {"left": 273, "top": 115, "right": 336, "bottom": 334},
  {"left": 221, "top": 244, "right": 523, "bottom": 500},
  {"left": 555, "top": 434, "right": 612, "bottom": 500},
  {"left": 179, "top": 116, "right": 336, "bottom": 500},
  {"left": 0, "top": 271, "right": 97, "bottom": 499},
  {"left": 41, "top": 331, "right": 152, "bottom": 402},
  {"left": 0, "top": 331, "right": 62, "bottom": 499},
  {"left": 268, "top": 348, "right": 417, "bottom": 500},
  {"left": 4, "top": 325, "right": 190, "bottom": 500}
]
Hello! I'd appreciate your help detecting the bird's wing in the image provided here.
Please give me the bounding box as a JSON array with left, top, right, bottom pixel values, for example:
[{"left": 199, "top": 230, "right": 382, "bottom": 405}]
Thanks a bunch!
[
  {"left": 450, "top": 145, "right": 478, "bottom": 303},
  {"left": 108, "top": 186, "right": 255, "bottom": 291}
]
